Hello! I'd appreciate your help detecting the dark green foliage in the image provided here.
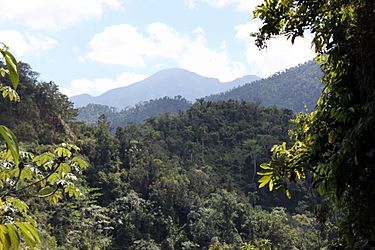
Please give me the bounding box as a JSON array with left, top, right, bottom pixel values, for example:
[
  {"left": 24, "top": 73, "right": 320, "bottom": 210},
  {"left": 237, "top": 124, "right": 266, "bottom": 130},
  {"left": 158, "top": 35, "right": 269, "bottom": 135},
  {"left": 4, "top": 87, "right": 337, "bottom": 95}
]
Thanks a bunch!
[
  {"left": 77, "top": 96, "right": 192, "bottom": 128},
  {"left": 207, "top": 61, "right": 323, "bottom": 112},
  {"left": 0, "top": 54, "right": 87, "bottom": 249},
  {"left": 254, "top": 0, "right": 375, "bottom": 248},
  {"left": 0, "top": 62, "right": 77, "bottom": 144},
  {"left": 1, "top": 61, "right": 328, "bottom": 249},
  {"left": 86, "top": 100, "right": 327, "bottom": 249},
  {"left": 76, "top": 104, "right": 117, "bottom": 124}
]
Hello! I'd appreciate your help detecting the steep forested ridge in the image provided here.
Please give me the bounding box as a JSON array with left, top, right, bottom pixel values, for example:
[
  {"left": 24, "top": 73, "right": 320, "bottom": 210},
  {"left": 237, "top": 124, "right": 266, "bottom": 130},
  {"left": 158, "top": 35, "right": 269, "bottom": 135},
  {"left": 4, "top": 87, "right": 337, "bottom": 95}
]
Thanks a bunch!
[
  {"left": 207, "top": 61, "right": 323, "bottom": 112},
  {"left": 75, "top": 100, "right": 327, "bottom": 249},
  {"left": 0, "top": 61, "right": 329, "bottom": 249},
  {"left": 0, "top": 62, "right": 77, "bottom": 144},
  {"left": 77, "top": 96, "right": 192, "bottom": 128}
]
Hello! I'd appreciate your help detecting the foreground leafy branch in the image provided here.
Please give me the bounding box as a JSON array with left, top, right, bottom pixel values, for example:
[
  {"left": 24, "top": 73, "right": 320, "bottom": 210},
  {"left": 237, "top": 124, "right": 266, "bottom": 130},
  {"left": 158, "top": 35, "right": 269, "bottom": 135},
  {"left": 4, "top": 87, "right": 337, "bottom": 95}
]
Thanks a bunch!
[
  {"left": 0, "top": 44, "right": 87, "bottom": 249},
  {"left": 255, "top": 0, "right": 375, "bottom": 248}
]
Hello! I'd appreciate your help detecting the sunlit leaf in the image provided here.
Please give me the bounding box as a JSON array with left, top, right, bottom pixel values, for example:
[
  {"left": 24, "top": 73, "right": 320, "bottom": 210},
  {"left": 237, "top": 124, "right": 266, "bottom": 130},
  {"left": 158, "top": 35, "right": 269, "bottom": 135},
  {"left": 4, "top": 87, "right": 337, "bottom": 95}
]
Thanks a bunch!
[
  {"left": 60, "top": 163, "right": 71, "bottom": 174},
  {"left": 1, "top": 49, "right": 19, "bottom": 89},
  {"left": 55, "top": 147, "right": 72, "bottom": 158},
  {"left": 269, "top": 179, "right": 274, "bottom": 191},
  {"left": 260, "top": 163, "right": 273, "bottom": 170},
  {"left": 64, "top": 185, "right": 81, "bottom": 198},
  {"left": 0, "top": 125, "right": 19, "bottom": 166},
  {"left": 6, "top": 197, "right": 28, "bottom": 214},
  {"left": 258, "top": 175, "right": 272, "bottom": 188},
  {"left": 47, "top": 173, "right": 60, "bottom": 185},
  {"left": 32, "top": 152, "right": 54, "bottom": 167},
  {"left": 6, "top": 224, "right": 20, "bottom": 250},
  {"left": 72, "top": 156, "right": 88, "bottom": 169},
  {"left": 285, "top": 189, "right": 292, "bottom": 199},
  {"left": 23, "top": 222, "right": 41, "bottom": 243}
]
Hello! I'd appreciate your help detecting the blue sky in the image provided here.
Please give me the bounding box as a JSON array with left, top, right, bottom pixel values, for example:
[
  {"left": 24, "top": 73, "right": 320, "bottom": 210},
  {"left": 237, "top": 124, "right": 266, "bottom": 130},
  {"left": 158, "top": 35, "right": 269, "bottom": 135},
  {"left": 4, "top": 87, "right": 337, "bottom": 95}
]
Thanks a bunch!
[{"left": 0, "top": 0, "right": 315, "bottom": 97}]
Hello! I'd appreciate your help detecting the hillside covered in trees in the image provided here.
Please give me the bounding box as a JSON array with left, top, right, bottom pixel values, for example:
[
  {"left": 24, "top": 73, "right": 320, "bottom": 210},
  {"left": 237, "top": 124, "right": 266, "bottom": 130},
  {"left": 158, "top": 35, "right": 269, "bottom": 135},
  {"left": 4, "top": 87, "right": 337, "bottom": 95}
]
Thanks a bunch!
[
  {"left": 0, "top": 62, "right": 331, "bottom": 249},
  {"left": 207, "top": 61, "right": 323, "bottom": 112},
  {"left": 77, "top": 96, "right": 192, "bottom": 128},
  {"left": 1, "top": 0, "right": 374, "bottom": 248}
]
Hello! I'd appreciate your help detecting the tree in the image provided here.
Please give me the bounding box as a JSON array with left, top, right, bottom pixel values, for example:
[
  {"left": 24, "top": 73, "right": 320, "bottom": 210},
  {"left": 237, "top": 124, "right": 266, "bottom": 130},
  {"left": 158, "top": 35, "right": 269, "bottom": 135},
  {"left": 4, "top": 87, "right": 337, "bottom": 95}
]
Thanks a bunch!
[
  {"left": 0, "top": 43, "right": 87, "bottom": 249},
  {"left": 254, "top": 0, "right": 375, "bottom": 248}
]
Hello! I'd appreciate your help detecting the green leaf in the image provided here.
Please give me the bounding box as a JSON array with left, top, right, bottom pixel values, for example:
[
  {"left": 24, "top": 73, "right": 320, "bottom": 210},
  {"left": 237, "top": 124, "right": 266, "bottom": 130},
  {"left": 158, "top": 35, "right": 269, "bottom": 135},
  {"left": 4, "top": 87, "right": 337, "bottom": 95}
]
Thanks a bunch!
[
  {"left": 6, "top": 197, "right": 29, "bottom": 214},
  {"left": 6, "top": 224, "right": 20, "bottom": 250},
  {"left": 38, "top": 186, "right": 55, "bottom": 196},
  {"left": 258, "top": 175, "right": 272, "bottom": 188},
  {"left": 64, "top": 185, "right": 81, "bottom": 198},
  {"left": 269, "top": 179, "right": 274, "bottom": 191},
  {"left": 72, "top": 156, "right": 88, "bottom": 169},
  {"left": 23, "top": 223, "right": 41, "bottom": 243},
  {"left": 260, "top": 163, "right": 273, "bottom": 170},
  {"left": 46, "top": 190, "right": 63, "bottom": 204},
  {"left": 32, "top": 152, "right": 54, "bottom": 167},
  {"left": 47, "top": 173, "right": 60, "bottom": 185},
  {"left": 0, "top": 86, "right": 20, "bottom": 102},
  {"left": 54, "top": 147, "right": 72, "bottom": 158},
  {"left": 257, "top": 171, "right": 273, "bottom": 176},
  {"left": 16, "top": 223, "right": 34, "bottom": 248},
  {"left": 0, "top": 225, "right": 10, "bottom": 250},
  {"left": 1, "top": 49, "right": 19, "bottom": 89},
  {"left": 285, "top": 189, "right": 292, "bottom": 199},
  {"left": 0, "top": 68, "right": 6, "bottom": 77},
  {"left": 60, "top": 163, "right": 71, "bottom": 174},
  {"left": 0, "top": 125, "right": 19, "bottom": 166}
]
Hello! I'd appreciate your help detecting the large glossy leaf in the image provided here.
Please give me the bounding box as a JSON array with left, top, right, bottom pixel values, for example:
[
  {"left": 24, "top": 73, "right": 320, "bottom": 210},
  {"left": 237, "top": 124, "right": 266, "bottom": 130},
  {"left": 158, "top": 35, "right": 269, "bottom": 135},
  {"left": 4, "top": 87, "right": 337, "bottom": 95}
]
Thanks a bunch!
[
  {"left": 258, "top": 175, "right": 272, "bottom": 188},
  {"left": 6, "top": 224, "right": 20, "bottom": 250},
  {"left": 0, "top": 49, "right": 19, "bottom": 89},
  {"left": 0, "top": 125, "right": 19, "bottom": 166}
]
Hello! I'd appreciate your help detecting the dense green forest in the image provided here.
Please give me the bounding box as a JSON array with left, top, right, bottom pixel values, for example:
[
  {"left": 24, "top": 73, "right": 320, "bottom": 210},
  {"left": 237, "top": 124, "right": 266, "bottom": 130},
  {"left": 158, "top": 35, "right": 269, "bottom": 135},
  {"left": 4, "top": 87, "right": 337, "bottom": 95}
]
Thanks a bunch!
[
  {"left": 77, "top": 96, "right": 192, "bottom": 128},
  {"left": 1, "top": 0, "right": 374, "bottom": 248},
  {"left": 207, "top": 61, "right": 323, "bottom": 112},
  {"left": 0, "top": 62, "right": 331, "bottom": 249}
]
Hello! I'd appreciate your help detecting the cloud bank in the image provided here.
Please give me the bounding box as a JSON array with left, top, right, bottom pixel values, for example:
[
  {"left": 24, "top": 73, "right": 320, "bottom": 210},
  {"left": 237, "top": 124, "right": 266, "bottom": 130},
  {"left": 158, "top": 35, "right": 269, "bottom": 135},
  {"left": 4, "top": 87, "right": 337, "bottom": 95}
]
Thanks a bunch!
[
  {"left": 0, "top": 0, "right": 122, "bottom": 31},
  {"left": 86, "top": 22, "right": 246, "bottom": 82},
  {"left": 235, "top": 21, "right": 315, "bottom": 77}
]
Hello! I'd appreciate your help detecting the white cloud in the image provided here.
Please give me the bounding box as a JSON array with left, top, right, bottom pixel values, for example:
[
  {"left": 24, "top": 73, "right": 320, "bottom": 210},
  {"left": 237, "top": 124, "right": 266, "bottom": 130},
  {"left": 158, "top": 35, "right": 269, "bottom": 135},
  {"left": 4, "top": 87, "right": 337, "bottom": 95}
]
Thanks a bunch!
[
  {"left": 0, "top": 30, "right": 57, "bottom": 57},
  {"left": 0, "top": 0, "right": 122, "bottom": 31},
  {"left": 185, "top": 0, "right": 197, "bottom": 9},
  {"left": 62, "top": 72, "right": 147, "bottom": 97},
  {"left": 86, "top": 23, "right": 246, "bottom": 82},
  {"left": 187, "top": 0, "right": 263, "bottom": 12},
  {"left": 235, "top": 21, "right": 315, "bottom": 77}
]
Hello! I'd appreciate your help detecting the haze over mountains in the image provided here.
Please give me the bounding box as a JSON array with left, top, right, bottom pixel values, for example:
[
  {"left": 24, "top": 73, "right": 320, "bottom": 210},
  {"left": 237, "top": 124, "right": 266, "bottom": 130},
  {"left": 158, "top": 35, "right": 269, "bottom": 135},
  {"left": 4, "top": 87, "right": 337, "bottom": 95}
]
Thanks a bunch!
[
  {"left": 70, "top": 68, "right": 260, "bottom": 108},
  {"left": 76, "top": 61, "right": 323, "bottom": 127}
]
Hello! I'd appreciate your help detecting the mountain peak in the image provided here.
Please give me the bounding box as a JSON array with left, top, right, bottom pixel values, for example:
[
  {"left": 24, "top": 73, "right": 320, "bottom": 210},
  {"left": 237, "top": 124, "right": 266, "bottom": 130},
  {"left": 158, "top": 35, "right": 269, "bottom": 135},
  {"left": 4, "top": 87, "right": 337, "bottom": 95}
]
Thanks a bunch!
[{"left": 70, "top": 68, "right": 259, "bottom": 108}]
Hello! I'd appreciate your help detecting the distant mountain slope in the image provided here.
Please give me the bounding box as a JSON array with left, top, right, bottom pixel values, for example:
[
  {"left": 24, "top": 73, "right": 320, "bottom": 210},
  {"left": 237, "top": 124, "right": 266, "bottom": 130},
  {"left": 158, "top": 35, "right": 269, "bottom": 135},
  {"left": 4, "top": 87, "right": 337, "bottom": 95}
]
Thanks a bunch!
[
  {"left": 76, "top": 96, "right": 192, "bottom": 128},
  {"left": 70, "top": 93, "right": 95, "bottom": 108},
  {"left": 75, "top": 103, "right": 118, "bottom": 124},
  {"left": 207, "top": 61, "right": 323, "bottom": 112},
  {"left": 70, "top": 68, "right": 259, "bottom": 108}
]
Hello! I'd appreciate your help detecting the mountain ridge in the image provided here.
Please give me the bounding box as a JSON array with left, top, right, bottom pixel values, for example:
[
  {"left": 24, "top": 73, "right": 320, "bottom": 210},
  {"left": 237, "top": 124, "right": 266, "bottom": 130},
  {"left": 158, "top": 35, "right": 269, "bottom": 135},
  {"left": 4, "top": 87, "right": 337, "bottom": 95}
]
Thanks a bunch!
[
  {"left": 206, "top": 61, "right": 323, "bottom": 112},
  {"left": 70, "top": 68, "right": 260, "bottom": 108}
]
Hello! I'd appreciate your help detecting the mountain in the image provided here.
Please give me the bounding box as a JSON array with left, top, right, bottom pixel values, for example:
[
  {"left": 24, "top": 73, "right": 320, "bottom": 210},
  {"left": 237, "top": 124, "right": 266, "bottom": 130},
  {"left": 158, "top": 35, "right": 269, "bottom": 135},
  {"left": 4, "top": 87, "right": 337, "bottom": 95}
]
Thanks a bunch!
[
  {"left": 76, "top": 62, "right": 323, "bottom": 127},
  {"left": 206, "top": 61, "right": 323, "bottom": 112},
  {"left": 76, "top": 96, "right": 192, "bottom": 127},
  {"left": 70, "top": 68, "right": 260, "bottom": 108},
  {"left": 70, "top": 93, "right": 95, "bottom": 108}
]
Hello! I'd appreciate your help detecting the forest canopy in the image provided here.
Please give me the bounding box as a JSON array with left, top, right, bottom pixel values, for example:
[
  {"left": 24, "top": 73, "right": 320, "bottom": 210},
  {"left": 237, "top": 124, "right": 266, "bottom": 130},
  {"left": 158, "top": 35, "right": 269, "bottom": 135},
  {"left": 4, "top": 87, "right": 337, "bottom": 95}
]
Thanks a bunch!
[
  {"left": 254, "top": 0, "right": 375, "bottom": 248},
  {"left": 1, "top": 0, "right": 374, "bottom": 248}
]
